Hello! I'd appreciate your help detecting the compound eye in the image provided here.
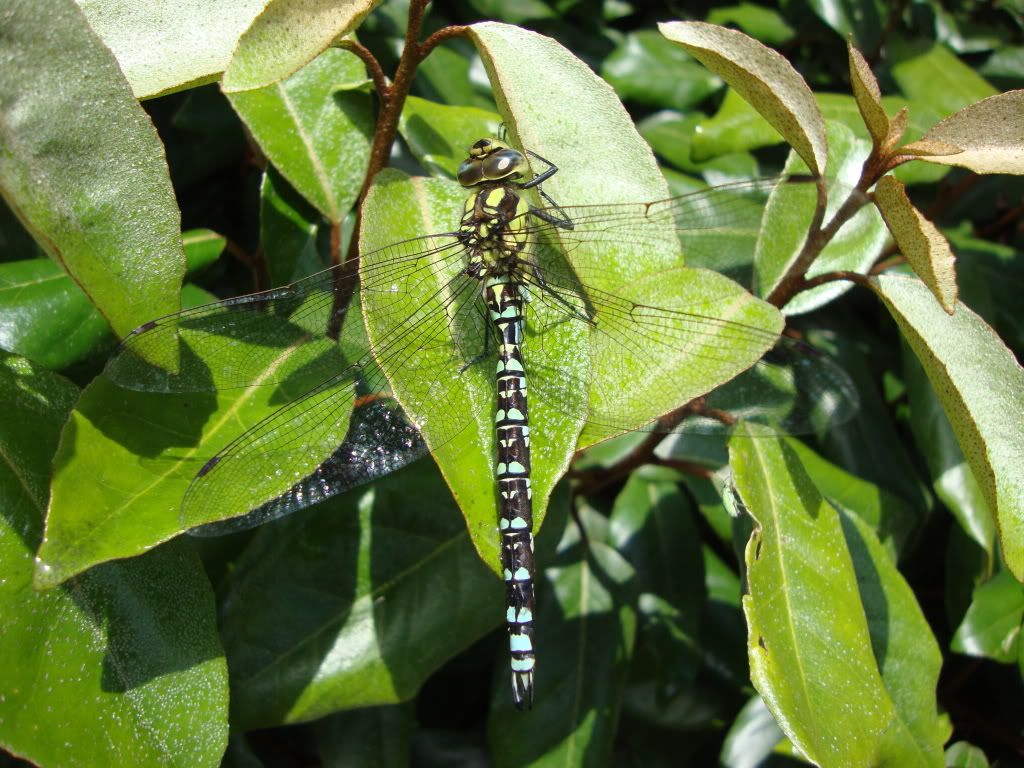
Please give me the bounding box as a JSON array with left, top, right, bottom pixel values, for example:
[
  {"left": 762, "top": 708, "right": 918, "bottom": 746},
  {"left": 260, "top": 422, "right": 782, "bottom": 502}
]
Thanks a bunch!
[{"left": 482, "top": 148, "right": 524, "bottom": 180}]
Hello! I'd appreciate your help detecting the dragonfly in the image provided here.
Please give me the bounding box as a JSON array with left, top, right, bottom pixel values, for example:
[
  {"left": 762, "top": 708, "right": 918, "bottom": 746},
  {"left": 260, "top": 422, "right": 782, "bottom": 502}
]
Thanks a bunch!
[{"left": 106, "top": 138, "right": 857, "bottom": 710}]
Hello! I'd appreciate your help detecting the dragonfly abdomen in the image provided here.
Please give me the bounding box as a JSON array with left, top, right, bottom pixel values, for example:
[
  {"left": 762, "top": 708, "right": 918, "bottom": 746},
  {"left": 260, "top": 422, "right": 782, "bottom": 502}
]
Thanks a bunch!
[{"left": 486, "top": 275, "right": 536, "bottom": 710}]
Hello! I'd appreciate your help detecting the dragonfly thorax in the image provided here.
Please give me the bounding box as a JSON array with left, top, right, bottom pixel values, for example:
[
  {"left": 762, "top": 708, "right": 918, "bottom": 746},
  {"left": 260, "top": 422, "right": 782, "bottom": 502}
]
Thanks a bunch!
[
  {"left": 460, "top": 184, "right": 530, "bottom": 279},
  {"left": 457, "top": 138, "right": 528, "bottom": 187}
]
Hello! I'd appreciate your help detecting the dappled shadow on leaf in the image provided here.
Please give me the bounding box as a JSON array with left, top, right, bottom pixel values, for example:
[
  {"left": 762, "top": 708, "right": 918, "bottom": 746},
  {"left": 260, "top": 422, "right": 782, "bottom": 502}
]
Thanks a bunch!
[{"left": 837, "top": 508, "right": 891, "bottom": 669}]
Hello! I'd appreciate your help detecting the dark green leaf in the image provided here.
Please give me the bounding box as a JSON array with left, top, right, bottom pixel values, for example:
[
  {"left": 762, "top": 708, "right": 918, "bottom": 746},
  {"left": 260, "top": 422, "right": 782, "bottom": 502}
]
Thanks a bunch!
[
  {"left": 719, "top": 695, "right": 786, "bottom": 768},
  {"left": 706, "top": 4, "right": 795, "bottom": 46},
  {"left": 944, "top": 741, "right": 991, "bottom": 767},
  {"left": 220, "top": 461, "right": 501, "bottom": 727},
  {"left": 315, "top": 705, "right": 414, "bottom": 768},
  {"left": 0, "top": 0, "right": 185, "bottom": 339},
  {"left": 260, "top": 167, "right": 330, "bottom": 287},
  {"left": 398, "top": 96, "right": 502, "bottom": 178},
  {"left": 889, "top": 39, "right": 998, "bottom": 119},
  {"left": 0, "top": 353, "right": 227, "bottom": 766},
  {"left": 183, "top": 229, "right": 227, "bottom": 273}
]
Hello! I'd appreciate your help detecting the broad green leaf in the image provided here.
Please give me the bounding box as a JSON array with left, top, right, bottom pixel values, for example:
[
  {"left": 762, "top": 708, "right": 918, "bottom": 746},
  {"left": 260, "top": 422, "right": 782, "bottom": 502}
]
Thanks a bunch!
[
  {"left": 222, "top": 0, "right": 379, "bottom": 92},
  {"left": 37, "top": 314, "right": 349, "bottom": 586},
  {"left": 904, "top": 342, "right": 994, "bottom": 558},
  {"left": 183, "top": 228, "right": 227, "bottom": 273},
  {"left": 660, "top": 21, "right": 827, "bottom": 175},
  {"left": 733, "top": 425, "right": 944, "bottom": 767},
  {"left": 757, "top": 120, "right": 888, "bottom": 314},
  {"left": 719, "top": 695, "right": 787, "bottom": 768},
  {"left": 890, "top": 40, "right": 998, "bottom": 119},
  {"left": 951, "top": 569, "right": 1024, "bottom": 663},
  {"left": 610, "top": 476, "right": 705, "bottom": 696},
  {"left": 76, "top": 0, "right": 268, "bottom": 98},
  {"left": 415, "top": 38, "right": 496, "bottom": 112},
  {"left": 848, "top": 40, "right": 890, "bottom": 146},
  {"left": 945, "top": 742, "right": 991, "bottom": 768},
  {"left": 0, "top": 353, "right": 227, "bottom": 766},
  {"left": 228, "top": 48, "right": 373, "bottom": 223},
  {"left": 398, "top": 96, "right": 502, "bottom": 178},
  {"left": 911, "top": 90, "right": 1024, "bottom": 175},
  {"left": 488, "top": 511, "right": 637, "bottom": 767},
  {"left": 873, "top": 274, "right": 1024, "bottom": 581},
  {"left": 219, "top": 461, "right": 501, "bottom": 727},
  {"left": 360, "top": 171, "right": 586, "bottom": 577},
  {"left": 874, "top": 176, "right": 959, "bottom": 312},
  {"left": 807, "top": 0, "right": 885, "bottom": 52},
  {"left": 0, "top": 259, "right": 110, "bottom": 369},
  {"left": 601, "top": 30, "right": 722, "bottom": 111},
  {"left": 0, "top": 0, "right": 184, "bottom": 341},
  {"left": 260, "top": 167, "right": 329, "bottom": 287},
  {"left": 788, "top": 438, "right": 923, "bottom": 558},
  {"left": 706, "top": 4, "right": 794, "bottom": 46}
]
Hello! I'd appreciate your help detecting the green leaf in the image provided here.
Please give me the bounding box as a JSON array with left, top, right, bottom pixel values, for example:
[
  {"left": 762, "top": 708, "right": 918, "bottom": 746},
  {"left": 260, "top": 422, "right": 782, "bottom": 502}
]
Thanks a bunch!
[
  {"left": 76, "top": 0, "right": 268, "bottom": 98},
  {"left": 487, "top": 511, "right": 637, "bottom": 767},
  {"left": 873, "top": 274, "right": 1024, "bottom": 581},
  {"left": 874, "top": 176, "right": 959, "bottom": 312},
  {"left": 315, "top": 705, "right": 414, "bottom": 767},
  {"left": 904, "top": 337, "right": 994, "bottom": 558},
  {"left": 889, "top": 40, "right": 999, "bottom": 119},
  {"left": 222, "top": 0, "right": 379, "bottom": 92},
  {"left": 601, "top": 30, "right": 722, "bottom": 111},
  {"left": 757, "top": 120, "right": 888, "bottom": 314},
  {"left": 399, "top": 96, "right": 502, "bottom": 179},
  {"left": 37, "top": 312, "right": 349, "bottom": 586},
  {"left": 848, "top": 41, "right": 891, "bottom": 147},
  {"left": 912, "top": 90, "right": 1024, "bottom": 175},
  {"left": 219, "top": 461, "right": 501, "bottom": 727},
  {"left": 706, "top": 4, "right": 795, "bottom": 46},
  {"left": 787, "top": 438, "right": 923, "bottom": 558},
  {"left": 0, "top": 259, "right": 111, "bottom": 369},
  {"left": 944, "top": 741, "right": 991, "bottom": 768},
  {"left": 733, "top": 425, "right": 944, "bottom": 767},
  {"left": 182, "top": 228, "right": 227, "bottom": 273},
  {"left": 0, "top": 0, "right": 185, "bottom": 340},
  {"left": 660, "top": 21, "right": 828, "bottom": 175},
  {"left": 719, "top": 695, "right": 786, "bottom": 768},
  {"left": 0, "top": 353, "right": 227, "bottom": 766},
  {"left": 951, "top": 569, "right": 1024, "bottom": 663},
  {"left": 228, "top": 48, "right": 373, "bottom": 223},
  {"left": 260, "top": 167, "right": 329, "bottom": 287}
]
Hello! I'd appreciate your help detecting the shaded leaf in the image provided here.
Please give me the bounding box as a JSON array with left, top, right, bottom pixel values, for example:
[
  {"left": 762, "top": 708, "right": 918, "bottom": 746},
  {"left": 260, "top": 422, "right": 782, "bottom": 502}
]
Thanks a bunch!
[
  {"left": 719, "top": 695, "right": 786, "bottom": 768},
  {"left": 398, "top": 96, "right": 502, "bottom": 178},
  {"left": 874, "top": 175, "right": 959, "bottom": 313},
  {"left": 873, "top": 274, "right": 1024, "bottom": 581},
  {"left": 260, "top": 167, "right": 329, "bottom": 287},
  {"left": 219, "top": 461, "right": 501, "bottom": 727},
  {"left": 77, "top": 0, "right": 267, "bottom": 98},
  {"left": 915, "top": 90, "right": 1024, "bottom": 175},
  {"left": 890, "top": 40, "right": 998, "bottom": 119},
  {"left": 0, "top": 0, "right": 184, "bottom": 340},
  {"left": 706, "top": 4, "right": 794, "bottom": 46},
  {"left": 222, "top": 0, "right": 379, "bottom": 92},
  {"left": 228, "top": 48, "right": 373, "bottom": 223},
  {"left": 951, "top": 569, "right": 1024, "bottom": 663},
  {"left": 944, "top": 741, "right": 991, "bottom": 767},
  {"left": 315, "top": 705, "right": 414, "bottom": 768},
  {"left": 660, "top": 21, "right": 827, "bottom": 175},
  {"left": 0, "top": 353, "right": 228, "bottom": 766}
]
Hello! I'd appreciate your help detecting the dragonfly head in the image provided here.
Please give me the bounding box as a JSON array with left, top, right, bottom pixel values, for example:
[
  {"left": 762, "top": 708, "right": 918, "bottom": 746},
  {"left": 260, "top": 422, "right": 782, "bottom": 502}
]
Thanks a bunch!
[{"left": 458, "top": 137, "right": 528, "bottom": 188}]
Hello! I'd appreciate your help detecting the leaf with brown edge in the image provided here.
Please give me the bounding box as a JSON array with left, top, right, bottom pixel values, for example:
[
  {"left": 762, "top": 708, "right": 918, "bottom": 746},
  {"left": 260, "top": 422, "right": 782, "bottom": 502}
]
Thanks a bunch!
[
  {"left": 873, "top": 176, "right": 958, "bottom": 313},
  {"left": 872, "top": 274, "right": 1024, "bottom": 581},
  {"left": 914, "top": 90, "right": 1024, "bottom": 174},
  {"left": 848, "top": 41, "right": 889, "bottom": 146},
  {"left": 659, "top": 21, "right": 827, "bottom": 175}
]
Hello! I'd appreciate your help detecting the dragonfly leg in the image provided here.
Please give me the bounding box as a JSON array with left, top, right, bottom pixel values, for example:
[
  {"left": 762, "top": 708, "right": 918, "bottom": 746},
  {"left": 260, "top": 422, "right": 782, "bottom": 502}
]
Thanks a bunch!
[{"left": 520, "top": 150, "right": 574, "bottom": 231}]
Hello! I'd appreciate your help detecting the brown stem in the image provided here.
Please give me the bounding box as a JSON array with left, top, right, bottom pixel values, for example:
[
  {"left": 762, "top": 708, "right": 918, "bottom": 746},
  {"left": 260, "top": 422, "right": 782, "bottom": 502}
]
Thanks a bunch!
[
  {"left": 798, "top": 270, "right": 873, "bottom": 291},
  {"left": 337, "top": 39, "right": 389, "bottom": 99}
]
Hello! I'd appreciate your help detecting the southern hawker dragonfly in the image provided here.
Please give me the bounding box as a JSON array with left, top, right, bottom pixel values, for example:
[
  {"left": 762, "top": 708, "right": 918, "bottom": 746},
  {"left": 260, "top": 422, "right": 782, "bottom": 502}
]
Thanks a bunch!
[{"left": 106, "top": 138, "right": 856, "bottom": 709}]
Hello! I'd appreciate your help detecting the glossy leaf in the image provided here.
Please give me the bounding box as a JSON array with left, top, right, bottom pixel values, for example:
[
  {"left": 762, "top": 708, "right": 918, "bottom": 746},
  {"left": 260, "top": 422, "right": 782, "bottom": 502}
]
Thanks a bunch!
[
  {"left": 889, "top": 40, "right": 998, "bottom": 119},
  {"left": 488, "top": 510, "right": 637, "bottom": 768},
  {"left": 219, "top": 461, "right": 501, "bottom": 727},
  {"left": 0, "top": 0, "right": 184, "bottom": 341},
  {"left": 38, "top": 313, "right": 350, "bottom": 586},
  {"left": 706, "top": 4, "right": 794, "bottom": 46},
  {"left": 76, "top": 0, "right": 267, "bottom": 98},
  {"left": 733, "top": 424, "right": 944, "bottom": 767},
  {"left": 719, "top": 695, "right": 787, "bottom": 768},
  {"left": 228, "top": 48, "right": 373, "bottom": 223},
  {"left": 222, "top": 0, "right": 379, "bottom": 92},
  {"left": 757, "top": 121, "right": 888, "bottom": 314},
  {"left": 874, "top": 274, "right": 1024, "bottom": 580},
  {"left": 951, "top": 569, "right": 1024, "bottom": 663},
  {"left": 0, "top": 353, "right": 228, "bottom": 766},
  {"left": 911, "top": 90, "right": 1024, "bottom": 175},
  {"left": 601, "top": 30, "right": 722, "bottom": 111},
  {"left": 0, "top": 258, "right": 110, "bottom": 369},
  {"left": 875, "top": 176, "right": 959, "bottom": 312},
  {"left": 399, "top": 95, "right": 502, "bottom": 178},
  {"left": 659, "top": 21, "right": 827, "bottom": 175},
  {"left": 183, "top": 228, "right": 227, "bottom": 273},
  {"left": 260, "top": 167, "right": 329, "bottom": 287}
]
